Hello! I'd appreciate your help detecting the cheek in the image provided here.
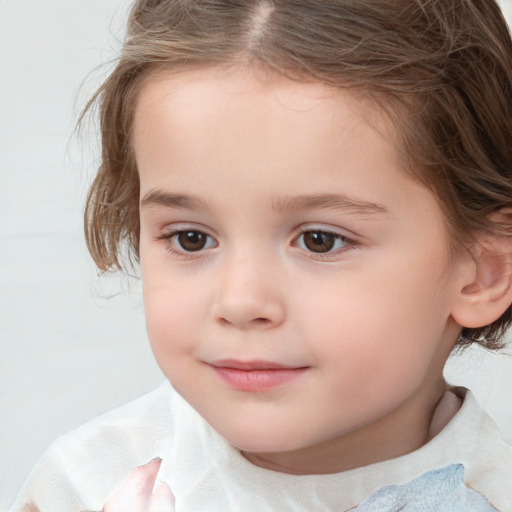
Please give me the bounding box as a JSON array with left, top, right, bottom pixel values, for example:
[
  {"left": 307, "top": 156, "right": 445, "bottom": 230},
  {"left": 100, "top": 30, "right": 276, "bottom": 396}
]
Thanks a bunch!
[
  {"left": 143, "top": 284, "right": 212, "bottom": 390},
  {"left": 144, "top": 281, "right": 202, "bottom": 334},
  {"left": 301, "top": 255, "right": 449, "bottom": 391},
  {"left": 140, "top": 249, "right": 206, "bottom": 368}
]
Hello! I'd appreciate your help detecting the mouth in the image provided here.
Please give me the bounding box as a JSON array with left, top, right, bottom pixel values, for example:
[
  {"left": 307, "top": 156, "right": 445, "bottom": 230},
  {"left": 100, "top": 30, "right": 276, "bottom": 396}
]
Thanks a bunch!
[{"left": 209, "top": 360, "right": 309, "bottom": 391}]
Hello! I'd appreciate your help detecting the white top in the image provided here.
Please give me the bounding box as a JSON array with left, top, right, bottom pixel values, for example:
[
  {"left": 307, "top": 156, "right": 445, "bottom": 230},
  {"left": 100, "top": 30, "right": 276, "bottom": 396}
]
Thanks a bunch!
[{"left": 9, "top": 382, "right": 512, "bottom": 512}]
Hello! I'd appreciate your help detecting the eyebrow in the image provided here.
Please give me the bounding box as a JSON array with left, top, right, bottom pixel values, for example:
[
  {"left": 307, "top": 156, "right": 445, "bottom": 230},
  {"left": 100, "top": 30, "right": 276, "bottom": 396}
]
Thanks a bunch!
[
  {"left": 272, "top": 193, "right": 389, "bottom": 215},
  {"left": 140, "top": 190, "right": 211, "bottom": 211},
  {"left": 140, "top": 189, "right": 389, "bottom": 216}
]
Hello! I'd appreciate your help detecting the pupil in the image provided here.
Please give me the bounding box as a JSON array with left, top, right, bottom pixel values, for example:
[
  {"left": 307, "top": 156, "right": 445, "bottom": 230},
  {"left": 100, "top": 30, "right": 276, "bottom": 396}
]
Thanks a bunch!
[
  {"left": 178, "top": 231, "right": 206, "bottom": 251},
  {"left": 304, "top": 232, "right": 335, "bottom": 253}
]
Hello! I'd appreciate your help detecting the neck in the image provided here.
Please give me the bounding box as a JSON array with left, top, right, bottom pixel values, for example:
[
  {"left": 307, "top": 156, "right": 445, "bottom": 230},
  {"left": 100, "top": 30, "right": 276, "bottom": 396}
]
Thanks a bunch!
[{"left": 242, "top": 378, "right": 459, "bottom": 475}]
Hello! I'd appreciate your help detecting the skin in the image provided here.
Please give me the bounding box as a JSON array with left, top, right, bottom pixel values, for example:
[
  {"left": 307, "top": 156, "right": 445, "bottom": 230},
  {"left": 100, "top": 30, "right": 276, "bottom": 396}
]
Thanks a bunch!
[
  {"left": 103, "top": 459, "right": 175, "bottom": 512},
  {"left": 132, "top": 66, "right": 473, "bottom": 477}
]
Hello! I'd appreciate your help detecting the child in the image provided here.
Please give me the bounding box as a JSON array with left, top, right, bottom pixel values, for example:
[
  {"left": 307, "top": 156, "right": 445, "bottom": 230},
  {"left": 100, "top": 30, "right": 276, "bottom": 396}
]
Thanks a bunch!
[{"left": 9, "top": 0, "right": 512, "bottom": 510}]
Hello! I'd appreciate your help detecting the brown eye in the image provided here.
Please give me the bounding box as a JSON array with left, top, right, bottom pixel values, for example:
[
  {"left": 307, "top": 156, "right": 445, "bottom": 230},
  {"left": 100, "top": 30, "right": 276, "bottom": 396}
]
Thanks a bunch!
[
  {"left": 176, "top": 231, "right": 210, "bottom": 252},
  {"left": 298, "top": 230, "right": 350, "bottom": 254},
  {"left": 302, "top": 231, "right": 336, "bottom": 253}
]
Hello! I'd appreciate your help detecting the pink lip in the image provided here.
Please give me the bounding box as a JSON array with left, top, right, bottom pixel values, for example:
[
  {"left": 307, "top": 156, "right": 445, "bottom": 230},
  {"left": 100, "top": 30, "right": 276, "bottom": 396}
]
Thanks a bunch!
[
  {"left": 209, "top": 360, "right": 309, "bottom": 391},
  {"left": 210, "top": 359, "right": 302, "bottom": 370}
]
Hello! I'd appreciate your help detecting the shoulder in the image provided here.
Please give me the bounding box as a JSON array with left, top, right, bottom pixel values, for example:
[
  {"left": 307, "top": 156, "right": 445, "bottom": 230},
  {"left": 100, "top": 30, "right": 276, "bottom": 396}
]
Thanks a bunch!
[{"left": 9, "top": 381, "right": 174, "bottom": 512}]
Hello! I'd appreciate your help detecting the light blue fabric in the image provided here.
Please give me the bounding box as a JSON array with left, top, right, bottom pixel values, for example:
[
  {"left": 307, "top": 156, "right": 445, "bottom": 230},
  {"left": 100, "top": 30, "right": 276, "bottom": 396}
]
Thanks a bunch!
[{"left": 352, "top": 464, "right": 497, "bottom": 511}]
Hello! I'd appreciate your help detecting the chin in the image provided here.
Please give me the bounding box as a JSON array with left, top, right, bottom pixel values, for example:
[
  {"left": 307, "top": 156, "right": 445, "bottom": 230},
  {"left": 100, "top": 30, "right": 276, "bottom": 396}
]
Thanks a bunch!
[{"left": 214, "top": 420, "right": 310, "bottom": 454}]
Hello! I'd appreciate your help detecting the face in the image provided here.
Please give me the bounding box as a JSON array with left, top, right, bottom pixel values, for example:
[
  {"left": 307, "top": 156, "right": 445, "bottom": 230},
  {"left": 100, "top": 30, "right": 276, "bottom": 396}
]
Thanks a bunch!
[{"left": 134, "top": 67, "right": 466, "bottom": 473}]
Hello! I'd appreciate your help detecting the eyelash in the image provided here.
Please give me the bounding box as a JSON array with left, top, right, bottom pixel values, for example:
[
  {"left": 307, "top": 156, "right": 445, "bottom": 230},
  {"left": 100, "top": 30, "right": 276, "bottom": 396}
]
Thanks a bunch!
[
  {"left": 156, "top": 229, "right": 217, "bottom": 259},
  {"left": 295, "top": 228, "right": 356, "bottom": 260},
  {"left": 156, "top": 227, "right": 357, "bottom": 260}
]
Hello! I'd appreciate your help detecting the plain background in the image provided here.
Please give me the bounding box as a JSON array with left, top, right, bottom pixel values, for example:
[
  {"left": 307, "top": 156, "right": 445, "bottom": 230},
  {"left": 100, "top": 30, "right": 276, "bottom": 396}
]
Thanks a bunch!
[{"left": 1, "top": 0, "right": 512, "bottom": 508}]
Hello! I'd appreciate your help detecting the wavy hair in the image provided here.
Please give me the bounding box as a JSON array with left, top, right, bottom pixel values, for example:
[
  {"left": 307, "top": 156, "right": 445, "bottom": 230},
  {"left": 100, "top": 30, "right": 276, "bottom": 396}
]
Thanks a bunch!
[{"left": 82, "top": 0, "right": 512, "bottom": 349}]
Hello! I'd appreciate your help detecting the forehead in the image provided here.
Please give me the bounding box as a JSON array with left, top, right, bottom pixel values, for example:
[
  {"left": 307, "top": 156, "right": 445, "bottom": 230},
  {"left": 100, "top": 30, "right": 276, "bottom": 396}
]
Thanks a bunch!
[
  {"left": 133, "top": 67, "right": 400, "bottom": 177},
  {"left": 132, "top": 67, "right": 443, "bottom": 229},
  {"left": 135, "top": 66, "right": 344, "bottom": 114}
]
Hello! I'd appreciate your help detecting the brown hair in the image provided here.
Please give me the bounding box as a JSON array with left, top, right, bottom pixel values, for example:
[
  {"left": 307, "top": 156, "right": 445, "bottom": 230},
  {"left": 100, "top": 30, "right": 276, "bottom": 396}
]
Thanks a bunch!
[{"left": 83, "top": 0, "right": 512, "bottom": 349}]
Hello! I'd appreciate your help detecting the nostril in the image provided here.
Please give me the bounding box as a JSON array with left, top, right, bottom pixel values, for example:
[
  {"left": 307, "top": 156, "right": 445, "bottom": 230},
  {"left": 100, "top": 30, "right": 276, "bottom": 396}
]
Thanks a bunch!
[
  {"left": 253, "top": 318, "right": 271, "bottom": 325},
  {"left": 213, "top": 297, "right": 285, "bottom": 329},
  {"left": 217, "top": 316, "right": 272, "bottom": 328},
  {"left": 218, "top": 318, "right": 230, "bottom": 327}
]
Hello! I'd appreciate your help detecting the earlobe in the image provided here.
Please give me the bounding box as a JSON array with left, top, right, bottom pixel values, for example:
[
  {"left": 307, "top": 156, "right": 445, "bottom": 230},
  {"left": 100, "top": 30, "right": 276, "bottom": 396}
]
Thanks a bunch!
[{"left": 451, "top": 237, "right": 512, "bottom": 329}]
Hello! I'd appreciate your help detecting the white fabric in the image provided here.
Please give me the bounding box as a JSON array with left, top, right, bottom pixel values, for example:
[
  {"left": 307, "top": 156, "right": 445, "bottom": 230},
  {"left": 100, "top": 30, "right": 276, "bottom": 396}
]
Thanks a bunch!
[{"left": 9, "top": 382, "right": 512, "bottom": 512}]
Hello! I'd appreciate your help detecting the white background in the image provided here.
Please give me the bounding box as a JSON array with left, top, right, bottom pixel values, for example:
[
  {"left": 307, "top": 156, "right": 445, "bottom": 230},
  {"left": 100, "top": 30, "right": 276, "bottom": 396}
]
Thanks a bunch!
[{"left": 1, "top": 0, "right": 511, "bottom": 508}]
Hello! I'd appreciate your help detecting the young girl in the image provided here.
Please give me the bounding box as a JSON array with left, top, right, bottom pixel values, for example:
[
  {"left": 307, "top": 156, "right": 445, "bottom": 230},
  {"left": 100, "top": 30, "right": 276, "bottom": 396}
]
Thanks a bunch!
[{"left": 10, "top": 0, "right": 512, "bottom": 510}]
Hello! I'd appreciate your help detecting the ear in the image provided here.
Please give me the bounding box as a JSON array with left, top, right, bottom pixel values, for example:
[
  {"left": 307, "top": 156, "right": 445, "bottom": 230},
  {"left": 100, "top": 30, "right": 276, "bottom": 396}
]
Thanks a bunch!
[{"left": 450, "top": 217, "right": 512, "bottom": 329}]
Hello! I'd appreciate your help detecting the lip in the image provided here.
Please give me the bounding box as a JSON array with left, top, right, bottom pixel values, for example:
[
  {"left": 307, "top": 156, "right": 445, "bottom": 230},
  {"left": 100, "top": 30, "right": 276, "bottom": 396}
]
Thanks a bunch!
[
  {"left": 210, "top": 359, "right": 304, "bottom": 370},
  {"left": 209, "top": 360, "right": 309, "bottom": 391}
]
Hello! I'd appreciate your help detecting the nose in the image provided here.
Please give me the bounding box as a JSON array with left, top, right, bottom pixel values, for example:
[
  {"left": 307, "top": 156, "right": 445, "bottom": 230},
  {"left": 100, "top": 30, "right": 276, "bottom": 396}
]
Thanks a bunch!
[{"left": 212, "top": 251, "right": 286, "bottom": 330}]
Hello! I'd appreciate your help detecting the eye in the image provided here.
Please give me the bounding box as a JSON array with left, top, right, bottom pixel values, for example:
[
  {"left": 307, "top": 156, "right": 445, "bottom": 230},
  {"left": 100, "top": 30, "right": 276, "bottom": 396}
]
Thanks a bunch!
[
  {"left": 160, "top": 229, "right": 217, "bottom": 253},
  {"left": 176, "top": 230, "right": 211, "bottom": 252},
  {"left": 296, "top": 230, "right": 349, "bottom": 254}
]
